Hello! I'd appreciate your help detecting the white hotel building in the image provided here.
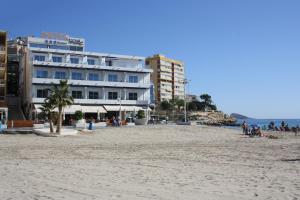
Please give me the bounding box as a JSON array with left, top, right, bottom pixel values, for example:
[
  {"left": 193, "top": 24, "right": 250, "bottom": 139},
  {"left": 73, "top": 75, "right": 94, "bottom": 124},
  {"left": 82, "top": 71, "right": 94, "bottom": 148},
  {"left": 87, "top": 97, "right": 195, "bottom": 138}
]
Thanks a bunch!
[{"left": 14, "top": 33, "right": 152, "bottom": 122}]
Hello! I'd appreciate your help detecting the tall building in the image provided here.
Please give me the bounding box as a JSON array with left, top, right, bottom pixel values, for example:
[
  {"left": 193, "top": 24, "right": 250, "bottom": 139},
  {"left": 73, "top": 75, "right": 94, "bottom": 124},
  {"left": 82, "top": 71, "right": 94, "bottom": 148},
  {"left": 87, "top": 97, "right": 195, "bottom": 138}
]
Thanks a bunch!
[
  {"left": 0, "top": 31, "right": 8, "bottom": 122},
  {"left": 146, "top": 54, "right": 185, "bottom": 104},
  {"left": 9, "top": 32, "right": 152, "bottom": 122}
]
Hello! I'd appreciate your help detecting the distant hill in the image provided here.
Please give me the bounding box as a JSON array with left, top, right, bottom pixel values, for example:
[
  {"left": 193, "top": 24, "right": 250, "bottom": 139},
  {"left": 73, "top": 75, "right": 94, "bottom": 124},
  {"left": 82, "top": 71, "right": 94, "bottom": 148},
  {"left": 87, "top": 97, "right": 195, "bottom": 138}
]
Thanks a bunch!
[{"left": 230, "top": 113, "right": 250, "bottom": 120}]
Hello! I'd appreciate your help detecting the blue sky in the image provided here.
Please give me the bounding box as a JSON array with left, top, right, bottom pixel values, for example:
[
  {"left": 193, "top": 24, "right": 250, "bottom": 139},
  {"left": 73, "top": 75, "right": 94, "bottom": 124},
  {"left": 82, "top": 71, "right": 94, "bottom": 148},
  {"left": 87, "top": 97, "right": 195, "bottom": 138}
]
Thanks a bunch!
[{"left": 1, "top": 0, "right": 300, "bottom": 118}]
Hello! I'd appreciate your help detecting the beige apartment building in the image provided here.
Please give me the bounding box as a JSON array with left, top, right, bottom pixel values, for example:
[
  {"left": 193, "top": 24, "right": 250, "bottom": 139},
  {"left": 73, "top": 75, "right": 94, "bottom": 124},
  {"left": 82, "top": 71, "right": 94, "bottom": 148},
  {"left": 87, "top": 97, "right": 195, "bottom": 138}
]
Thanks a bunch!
[{"left": 146, "top": 54, "right": 185, "bottom": 103}]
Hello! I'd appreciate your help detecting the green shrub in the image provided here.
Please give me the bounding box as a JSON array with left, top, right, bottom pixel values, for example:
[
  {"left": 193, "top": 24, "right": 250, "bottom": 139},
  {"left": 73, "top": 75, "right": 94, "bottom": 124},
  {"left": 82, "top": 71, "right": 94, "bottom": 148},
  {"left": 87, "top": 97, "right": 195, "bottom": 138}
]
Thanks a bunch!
[
  {"left": 74, "top": 110, "right": 83, "bottom": 121},
  {"left": 137, "top": 110, "right": 145, "bottom": 119}
]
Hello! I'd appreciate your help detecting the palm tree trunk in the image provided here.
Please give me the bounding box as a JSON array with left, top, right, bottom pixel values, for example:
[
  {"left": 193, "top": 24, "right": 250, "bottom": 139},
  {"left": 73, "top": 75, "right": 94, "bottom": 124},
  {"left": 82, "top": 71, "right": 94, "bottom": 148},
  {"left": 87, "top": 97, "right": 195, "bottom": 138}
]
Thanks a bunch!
[
  {"left": 56, "top": 106, "right": 62, "bottom": 134},
  {"left": 49, "top": 113, "right": 54, "bottom": 133}
]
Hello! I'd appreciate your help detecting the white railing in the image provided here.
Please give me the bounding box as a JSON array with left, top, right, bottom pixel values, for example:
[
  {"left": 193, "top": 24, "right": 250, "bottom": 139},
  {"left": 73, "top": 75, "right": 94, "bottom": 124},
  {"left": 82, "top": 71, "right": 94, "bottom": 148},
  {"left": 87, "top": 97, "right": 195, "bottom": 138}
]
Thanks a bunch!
[
  {"left": 32, "top": 98, "right": 148, "bottom": 105},
  {"left": 32, "top": 78, "right": 150, "bottom": 88},
  {"left": 32, "top": 60, "right": 153, "bottom": 73}
]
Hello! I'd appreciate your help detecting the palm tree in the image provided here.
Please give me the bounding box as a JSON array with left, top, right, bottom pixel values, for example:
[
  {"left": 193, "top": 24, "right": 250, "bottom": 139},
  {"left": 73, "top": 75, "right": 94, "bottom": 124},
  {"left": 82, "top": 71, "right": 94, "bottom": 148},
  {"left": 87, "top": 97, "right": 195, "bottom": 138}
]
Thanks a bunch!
[
  {"left": 40, "top": 97, "right": 56, "bottom": 133},
  {"left": 50, "top": 80, "right": 74, "bottom": 134}
]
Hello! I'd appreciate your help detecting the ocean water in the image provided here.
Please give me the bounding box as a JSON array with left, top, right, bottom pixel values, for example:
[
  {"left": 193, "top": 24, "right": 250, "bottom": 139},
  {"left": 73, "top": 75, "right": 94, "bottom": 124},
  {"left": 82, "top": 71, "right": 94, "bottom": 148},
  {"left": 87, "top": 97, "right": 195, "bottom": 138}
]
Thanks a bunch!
[{"left": 236, "top": 119, "right": 300, "bottom": 128}]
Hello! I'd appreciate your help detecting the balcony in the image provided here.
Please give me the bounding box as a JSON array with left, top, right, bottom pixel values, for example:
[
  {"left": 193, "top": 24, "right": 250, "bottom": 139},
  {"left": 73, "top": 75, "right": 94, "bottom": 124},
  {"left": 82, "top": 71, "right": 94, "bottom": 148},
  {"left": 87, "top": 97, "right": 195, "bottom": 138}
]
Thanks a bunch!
[
  {"left": 32, "top": 60, "right": 152, "bottom": 73},
  {"left": 32, "top": 78, "right": 151, "bottom": 89},
  {"left": 32, "top": 98, "right": 148, "bottom": 105}
]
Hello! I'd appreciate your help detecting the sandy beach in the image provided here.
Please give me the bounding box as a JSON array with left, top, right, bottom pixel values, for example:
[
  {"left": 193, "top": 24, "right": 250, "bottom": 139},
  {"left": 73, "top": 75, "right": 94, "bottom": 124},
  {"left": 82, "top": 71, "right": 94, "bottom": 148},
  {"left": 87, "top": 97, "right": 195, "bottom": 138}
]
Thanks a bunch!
[{"left": 0, "top": 125, "right": 299, "bottom": 200}]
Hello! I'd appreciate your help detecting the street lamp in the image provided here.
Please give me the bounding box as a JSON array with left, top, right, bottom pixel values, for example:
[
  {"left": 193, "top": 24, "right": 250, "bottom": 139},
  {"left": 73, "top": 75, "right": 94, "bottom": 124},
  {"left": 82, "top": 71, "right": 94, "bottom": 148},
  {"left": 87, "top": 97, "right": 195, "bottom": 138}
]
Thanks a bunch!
[
  {"left": 183, "top": 79, "right": 189, "bottom": 123},
  {"left": 117, "top": 97, "right": 122, "bottom": 121}
]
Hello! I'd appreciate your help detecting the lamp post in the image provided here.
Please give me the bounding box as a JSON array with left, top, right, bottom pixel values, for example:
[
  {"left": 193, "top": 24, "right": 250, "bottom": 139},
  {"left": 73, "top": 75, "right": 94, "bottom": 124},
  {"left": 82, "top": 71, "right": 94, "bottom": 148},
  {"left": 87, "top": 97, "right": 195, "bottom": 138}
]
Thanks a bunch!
[
  {"left": 183, "top": 79, "right": 189, "bottom": 123},
  {"left": 118, "top": 97, "right": 122, "bottom": 121}
]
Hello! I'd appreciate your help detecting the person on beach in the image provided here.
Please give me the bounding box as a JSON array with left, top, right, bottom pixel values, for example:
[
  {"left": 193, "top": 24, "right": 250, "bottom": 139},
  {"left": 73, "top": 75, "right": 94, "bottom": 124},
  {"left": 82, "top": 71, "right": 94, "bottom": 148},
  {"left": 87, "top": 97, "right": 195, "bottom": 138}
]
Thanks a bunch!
[{"left": 242, "top": 121, "right": 248, "bottom": 135}]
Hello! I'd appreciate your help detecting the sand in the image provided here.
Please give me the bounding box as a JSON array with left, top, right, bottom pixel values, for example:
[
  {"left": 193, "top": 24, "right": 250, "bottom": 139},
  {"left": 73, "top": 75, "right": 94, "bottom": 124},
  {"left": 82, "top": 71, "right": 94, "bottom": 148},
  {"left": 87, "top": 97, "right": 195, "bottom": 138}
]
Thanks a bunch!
[{"left": 0, "top": 125, "right": 299, "bottom": 200}]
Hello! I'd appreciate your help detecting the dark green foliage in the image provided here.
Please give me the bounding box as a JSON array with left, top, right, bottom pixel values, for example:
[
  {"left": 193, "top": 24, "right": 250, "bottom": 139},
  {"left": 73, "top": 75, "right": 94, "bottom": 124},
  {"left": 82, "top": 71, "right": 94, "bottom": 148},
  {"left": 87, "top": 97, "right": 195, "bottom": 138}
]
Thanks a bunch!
[
  {"left": 137, "top": 110, "right": 145, "bottom": 119},
  {"left": 74, "top": 110, "right": 83, "bottom": 121}
]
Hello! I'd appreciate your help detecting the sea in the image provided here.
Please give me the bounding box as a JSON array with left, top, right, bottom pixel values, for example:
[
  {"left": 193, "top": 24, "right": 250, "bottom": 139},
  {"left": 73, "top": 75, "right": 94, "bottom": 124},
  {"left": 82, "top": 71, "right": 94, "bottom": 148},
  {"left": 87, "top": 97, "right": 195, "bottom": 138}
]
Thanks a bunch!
[{"left": 235, "top": 119, "right": 300, "bottom": 128}]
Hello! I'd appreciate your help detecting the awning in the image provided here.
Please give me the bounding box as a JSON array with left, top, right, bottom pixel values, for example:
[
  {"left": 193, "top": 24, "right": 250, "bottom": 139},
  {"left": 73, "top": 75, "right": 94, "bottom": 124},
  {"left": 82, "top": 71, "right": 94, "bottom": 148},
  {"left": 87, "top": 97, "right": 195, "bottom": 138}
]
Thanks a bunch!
[
  {"left": 63, "top": 105, "right": 82, "bottom": 114},
  {"left": 34, "top": 104, "right": 58, "bottom": 113},
  {"left": 81, "top": 106, "right": 107, "bottom": 113},
  {"left": 104, "top": 105, "right": 146, "bottom": 112}
]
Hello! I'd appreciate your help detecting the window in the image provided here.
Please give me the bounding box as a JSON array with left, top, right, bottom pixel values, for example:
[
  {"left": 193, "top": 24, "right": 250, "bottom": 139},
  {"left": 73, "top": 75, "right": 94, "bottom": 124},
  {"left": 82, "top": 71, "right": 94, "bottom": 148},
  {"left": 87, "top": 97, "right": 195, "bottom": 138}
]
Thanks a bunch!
[
  {"left": 89, "top": 91, "right": 99, "bottom": 99},
  {"left": 49, "top": 45, "right": 68, "bottom": 50},
  {"left": 52, "top": 56, "right": 63, "bottom": 63},
  {"left": 37, "top": 89, "right": 48, "bottom": 98},
  {"left": 128, "top": 75, "right": 138, "bottom": 83},
  {"left": 72, "top": 91, "right": 83, "bottom": 99},
  {"left": 30, "top": 43, "right": 48, "bottom": 49},
  {"left": 55, "top": 71, "right": 66, "bottom": 79},
  {"left": 69, "top": 46, "right": 83, "bottom": 51},
  {"left": 108, "top": 92, "right": 118, "bottom": 100},
  {"left": 36, "top": 70, "right": 48, "bottom": 78},
  {"left": 108, "top": 74, "right": 118, "bottom": 82},
  {"left": 87, "top": 59, "right": 95, "bottom": 65},
  {"left": 70, "top": 57, "right": 79, "bottom": 64},
  {"left": 128, "top": 93, "right": 138, "bottom": 100},
  {"left": 34, "top": 55, "right": 45, "bottom": 61},
  {"left": 105, "top": 60, "right": 112, "bottom": 66},
  {"left": 71, "top": 72, "right": 83, "bottom": 80},
  {"left": 88, "top": 73, "right": 99, "bottom": 81}
]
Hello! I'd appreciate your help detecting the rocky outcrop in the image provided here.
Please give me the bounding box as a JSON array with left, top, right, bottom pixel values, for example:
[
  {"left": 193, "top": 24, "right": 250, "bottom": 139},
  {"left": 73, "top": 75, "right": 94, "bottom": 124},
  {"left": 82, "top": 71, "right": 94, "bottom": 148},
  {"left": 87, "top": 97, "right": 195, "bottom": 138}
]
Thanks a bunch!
[{"left": 189, "top": 111, "right": 237, "bottom": 126}]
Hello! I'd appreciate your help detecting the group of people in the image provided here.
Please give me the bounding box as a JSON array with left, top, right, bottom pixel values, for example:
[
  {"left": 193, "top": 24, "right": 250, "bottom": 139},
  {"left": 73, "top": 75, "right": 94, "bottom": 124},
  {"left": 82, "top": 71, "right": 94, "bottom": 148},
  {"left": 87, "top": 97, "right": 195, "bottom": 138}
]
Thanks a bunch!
[
  {"left": 242, "top": 121, "right": 299, "bottom": 137},
  {"left": 241, "top": 121, "right": 262, "bottom": 137},
  {"left": 110, "top": 116, "right": 122, "bottom": 127},
  {"left": 267, "top": 121, "right": 299, "bottom": 133}
]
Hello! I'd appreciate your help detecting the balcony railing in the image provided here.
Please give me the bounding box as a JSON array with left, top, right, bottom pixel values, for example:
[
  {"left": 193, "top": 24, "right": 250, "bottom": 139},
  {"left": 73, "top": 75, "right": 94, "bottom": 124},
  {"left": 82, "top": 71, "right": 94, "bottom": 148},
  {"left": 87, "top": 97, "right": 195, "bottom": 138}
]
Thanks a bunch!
[
  {"left": 32, "top": 78, "right": 150, "bottom": 89},
  {"left": 32, "top": 60, "right": 152, "bottom": 73},
  {"left": 32, "top": 98, "right": 148, "bottom": 105}
]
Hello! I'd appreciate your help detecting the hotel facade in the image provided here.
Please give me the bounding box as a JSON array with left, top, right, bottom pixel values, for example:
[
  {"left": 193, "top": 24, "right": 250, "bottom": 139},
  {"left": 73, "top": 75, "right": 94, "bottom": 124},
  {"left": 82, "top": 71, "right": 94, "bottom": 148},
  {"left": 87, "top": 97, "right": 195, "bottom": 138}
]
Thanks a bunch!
[
  {"left": 146, "top": 54, "right": 185, "bottom": 104},
  {"left": 9, "top": 33, "right": 152, "bottom": 121}
]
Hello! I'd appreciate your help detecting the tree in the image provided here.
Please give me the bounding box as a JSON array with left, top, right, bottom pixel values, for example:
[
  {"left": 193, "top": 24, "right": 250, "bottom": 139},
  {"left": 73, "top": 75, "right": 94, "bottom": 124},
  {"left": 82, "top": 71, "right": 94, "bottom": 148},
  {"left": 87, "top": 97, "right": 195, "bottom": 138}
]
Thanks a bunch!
[
  {"left": 187, "top": 102, "right": 197, "bottom": 111},
  {"left": 176, "top": 99, "right": 185, "bottom": 111},
  {"left": 200, "top": 94, "right": 212, "bottom": 105},
  {"left": 74, "top": 110, "right": 83, "bottom": 121},
  {"left": 50, "top": 80, "right": 74, "bottom": 134},
  {"left": 160, "top": 100, "right": 172, "bottom": 111},
  {"left": 40, "top": 97, "right": 56, "bottom": 133}
]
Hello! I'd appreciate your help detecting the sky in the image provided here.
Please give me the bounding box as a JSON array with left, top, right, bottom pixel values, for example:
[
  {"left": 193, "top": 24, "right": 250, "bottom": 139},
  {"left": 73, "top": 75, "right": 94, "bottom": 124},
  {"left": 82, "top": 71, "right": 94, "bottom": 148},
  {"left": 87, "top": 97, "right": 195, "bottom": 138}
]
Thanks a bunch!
[{"left": 1, "top": 0, "right": 300, "bottom": 118}]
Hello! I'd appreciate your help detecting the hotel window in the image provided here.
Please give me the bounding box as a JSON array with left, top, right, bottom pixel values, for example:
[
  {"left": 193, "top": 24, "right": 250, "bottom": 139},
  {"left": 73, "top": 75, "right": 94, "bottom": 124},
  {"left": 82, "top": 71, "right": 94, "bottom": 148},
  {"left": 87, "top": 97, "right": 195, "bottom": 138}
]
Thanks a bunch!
[
  {"left": 36, "top": 70, "right": 48, "bottom": 78},
  {"left": 52, "top": 56, "right": 63, "bottom": 63},
  {"left": 72, "top": 91, "right": 83, "bottom": 99},
  {"left": 108, "top": 92, "right": 118, "bottom": 100},
  {"left": 70, "top": 46, "right": 83, "bottom": 51},
  {"left": 71, "top": 72, "right": 83, "bottom": 80},
  {"left": 87, "top": 59, "right": 95, "bottom": 65},
  {"left": 37, "top": 89, "right": 48, "bottom": 98},
  {"left": 108, "top": 74, "right": 118, "bottom": 82},
  {"left": 70, "top": 57, "right": 79, "bottom": 64},
  {"left": 34, "top": 55, "right": 45, "bottom": 61},
  {"left": 128, "top": 93, "right": 138, "bottom": 100},
  {"left": 88, "top": 73, "right": 99, "bottom": 81},
  {"left": 105, "top": 60, "right": 112, "bottom": 66},
  {"left": 55, "top": 71, "right": 66, "bottom": 79},
  {"left": 89, "top": 91, "right": 99, "bottom": 99},
  {"left": 128, "top": 75, "right": 138, "bottom": 83},
  {"left": 30, "top": 43, "right": 48, "bottom": 49}
]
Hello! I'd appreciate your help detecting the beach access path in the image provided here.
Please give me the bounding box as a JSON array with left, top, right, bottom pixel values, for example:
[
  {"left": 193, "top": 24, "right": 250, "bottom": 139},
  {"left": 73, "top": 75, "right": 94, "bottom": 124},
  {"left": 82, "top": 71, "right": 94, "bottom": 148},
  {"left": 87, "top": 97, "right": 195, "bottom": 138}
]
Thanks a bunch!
[{"left": 0, "top": 125, "right": 299, "bottom": 200}]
